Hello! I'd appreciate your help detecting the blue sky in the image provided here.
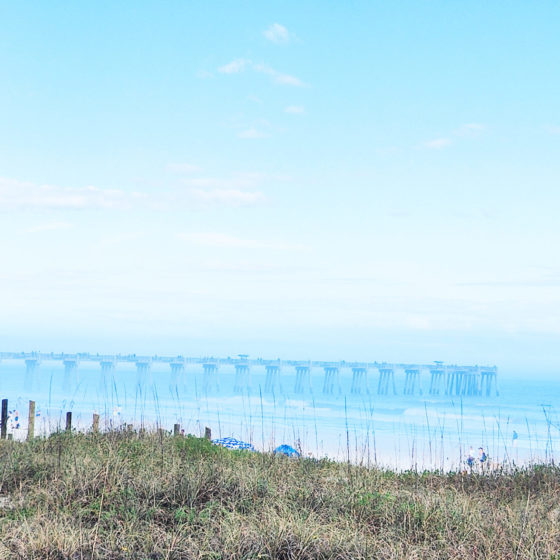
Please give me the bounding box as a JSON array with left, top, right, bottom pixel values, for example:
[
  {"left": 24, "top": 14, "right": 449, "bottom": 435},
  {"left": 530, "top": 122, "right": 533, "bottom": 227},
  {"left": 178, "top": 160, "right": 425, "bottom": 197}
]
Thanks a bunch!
[{"left": 1, "top": 2, "right": 559, "bottom": 370}]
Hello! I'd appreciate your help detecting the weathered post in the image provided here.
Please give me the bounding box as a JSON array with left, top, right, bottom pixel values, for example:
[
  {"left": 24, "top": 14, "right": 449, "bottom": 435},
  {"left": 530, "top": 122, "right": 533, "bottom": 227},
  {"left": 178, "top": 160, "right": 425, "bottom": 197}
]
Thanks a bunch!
[
  {"left": 1, "top": 399, "right": 7, "bottom": 440},
  {"left": 27, "top": 400, "right": 36, "bottom": 440},
  {"left": 204, "top": 426, "right": 211, "bottom": 440},
  {"left": 92, "top": 413, "right": 100, "bottom": 433},
  {"left": 65, "top": 411, "right": 72, "bottom": 432},
  {"left": 174, "top": 423, "right": 181, "bottom": 436}
]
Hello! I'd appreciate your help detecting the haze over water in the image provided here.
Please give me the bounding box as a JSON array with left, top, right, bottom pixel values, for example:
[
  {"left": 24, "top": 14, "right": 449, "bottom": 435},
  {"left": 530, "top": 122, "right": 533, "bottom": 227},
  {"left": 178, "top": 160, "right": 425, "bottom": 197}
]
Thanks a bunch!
[{"left": 2, "top": 358, "right": 559, "bottom": 470}]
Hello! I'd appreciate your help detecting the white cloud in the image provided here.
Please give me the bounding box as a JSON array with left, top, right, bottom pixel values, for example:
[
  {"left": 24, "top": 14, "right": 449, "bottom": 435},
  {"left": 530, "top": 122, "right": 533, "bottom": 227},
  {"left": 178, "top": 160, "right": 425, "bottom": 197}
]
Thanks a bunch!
[
  {"left": 420, "top": 123, "right": 485, "bottom": 148},
  {"left": 218, "top": 60, "right": 305, "bottom": 87},
  {"left": 188, "top": 189, "right": 265, "bottom": 207},
  {"left": 196, "top": 69, "right": 214, "bottom": 79},
  {"left": 180, "top": 171, "right": 267, "bottom": 207},
  {"left": 167, "top": 163, "right": 201, "bottom": 174},
  {"left": 462, "top": 123, "right": 485, "bottom": 131},
  {"left": 178, "top": 232, "right": 269, "bottom": 249},
  {"left": 0, "top": 171, "right": 268, "bottom": 213},
  {"left": 218, "top": 58, "right": 249, "bottom": 74},
  {"left": 178, "top": 231, "right": 306, "bottom": 250},
  {"left": 238, "top": 128, "right": 268, "bottom": 139},
  {"left": 25, "top": 221, "right": 73, "bottom": 234},
  {"left": 455, "top": 123, "right": 486, "bottom": 137},
  {"left": 183, "top": 172, "right": 265, "bottom": 190},
  {"left": 285, "top": 105, "right": 305, "bottom": 114},
  {"left": 253, "top": 63, "right": 305, "bottom": 87},
  {"left": 545, "top": 124, "right": 560, "bottom": 135},
  {"left": 263, "top": 23, "right": 292, "bottom": 44},
  {"left": 96, "top": 231, "right": 144, "bottom": 247},
  {"left": 0, "top": 177, "right": 142, "bottom": 210},
  {"left": 423, "top": 138, "right": 452, "bottom": 149},
  {"left": 275, "top": 74, "right": 304, "bottom": 87}
]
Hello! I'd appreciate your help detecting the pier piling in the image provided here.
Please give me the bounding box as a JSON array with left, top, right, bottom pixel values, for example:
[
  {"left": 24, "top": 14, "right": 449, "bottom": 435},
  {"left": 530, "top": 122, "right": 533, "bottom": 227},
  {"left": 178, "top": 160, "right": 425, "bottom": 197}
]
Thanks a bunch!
[
  {"left": 377, "top": 368, "right": 396, "bottom": 395},
  {"left": 403, "top": 369, "right": 422, "bottom": 395},
  {"left": 351, "top": 367, "right": 368, "bottom": 394},
  {"left": 429, "top": 368, "right": 446, "bottom": 395},
  {"left": 322, "top": 366, "right": 340, "bottom": 394},
  {"left": 294, "top": 365, "right": 311, "bottom": 393},
  {"left": 202, "top": 363, "right": 219, "bottom": 392},
  {"left": 234, "top": 364, "right": 250, "bottom": 393},
  {"left": 264, "top": 364, "right": 281, "bottom": 392}
]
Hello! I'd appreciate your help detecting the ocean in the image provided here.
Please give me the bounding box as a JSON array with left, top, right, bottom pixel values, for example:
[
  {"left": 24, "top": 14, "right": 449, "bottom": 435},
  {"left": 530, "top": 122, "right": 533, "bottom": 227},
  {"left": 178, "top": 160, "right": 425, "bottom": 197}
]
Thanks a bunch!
[{"left": 1, "top": 359, "right": 559, "bottom": 471}]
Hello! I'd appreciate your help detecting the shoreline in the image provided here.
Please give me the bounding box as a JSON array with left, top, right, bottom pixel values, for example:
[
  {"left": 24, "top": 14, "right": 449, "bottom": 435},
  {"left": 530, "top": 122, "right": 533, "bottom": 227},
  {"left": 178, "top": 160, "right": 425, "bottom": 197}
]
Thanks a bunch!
[{"left": 1, "top": 410, "right": 551, "bottom": 475}]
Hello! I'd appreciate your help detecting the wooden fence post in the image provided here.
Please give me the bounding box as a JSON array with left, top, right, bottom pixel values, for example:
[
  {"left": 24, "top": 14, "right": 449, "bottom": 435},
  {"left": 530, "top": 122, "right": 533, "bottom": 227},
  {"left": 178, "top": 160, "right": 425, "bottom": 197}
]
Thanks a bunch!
[
  {"left": 92, "top": 413, "right": 99, "bottom": 433},
  {"left": 204, "top": 426, "right": 212, "bottom": 440},
  {"left": 27, "top": 401, "right": 35, "bottom": 440},
  {"left": 65, "top": 411, "right": 72, "bottom": 432},
  {"left": 1, "top": 399, "right": 7, "bottom": 440}
]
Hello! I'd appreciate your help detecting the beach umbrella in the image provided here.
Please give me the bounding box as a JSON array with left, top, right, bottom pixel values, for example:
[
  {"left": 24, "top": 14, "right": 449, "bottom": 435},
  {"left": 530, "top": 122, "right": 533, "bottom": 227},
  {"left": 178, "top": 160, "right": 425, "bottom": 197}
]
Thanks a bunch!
[
  {"left": 212, "top": 437, "right": 255, "bottom": 451},
  {"left": 273, "top": 444, "right": 300, "bottom": 457}
]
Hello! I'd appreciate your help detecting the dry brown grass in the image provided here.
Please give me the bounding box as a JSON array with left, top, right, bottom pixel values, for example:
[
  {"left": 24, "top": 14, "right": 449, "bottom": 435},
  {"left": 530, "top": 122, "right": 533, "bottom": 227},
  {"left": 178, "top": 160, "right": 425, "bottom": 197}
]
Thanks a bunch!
[{"left": 0, "top": 429, "right": 559, "bottom": 559}]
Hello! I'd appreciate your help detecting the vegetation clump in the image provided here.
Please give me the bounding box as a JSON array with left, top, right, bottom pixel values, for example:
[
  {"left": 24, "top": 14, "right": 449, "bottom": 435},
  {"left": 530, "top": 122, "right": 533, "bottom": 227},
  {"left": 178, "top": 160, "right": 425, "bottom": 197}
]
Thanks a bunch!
[{"left": 0, "top": 430, "right": 558, "bottom": 559}]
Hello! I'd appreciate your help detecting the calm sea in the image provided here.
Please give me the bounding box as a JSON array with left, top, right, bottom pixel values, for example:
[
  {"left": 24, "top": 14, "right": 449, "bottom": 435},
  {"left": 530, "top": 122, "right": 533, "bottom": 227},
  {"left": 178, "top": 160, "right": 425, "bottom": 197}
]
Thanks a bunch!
[{"left": 1, "top": 359, "right": 559, "bottom": 470}]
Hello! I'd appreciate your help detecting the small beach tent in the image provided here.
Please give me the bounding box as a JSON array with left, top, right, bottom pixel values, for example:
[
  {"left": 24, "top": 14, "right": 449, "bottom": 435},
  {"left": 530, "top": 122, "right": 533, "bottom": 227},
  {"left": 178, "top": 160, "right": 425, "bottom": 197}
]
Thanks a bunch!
[
  {"left": 273, "top": 444, "right": 300, "bottom": 457},
  {"left": 212, "top": 437, "right": 255, "bottom": 451}
]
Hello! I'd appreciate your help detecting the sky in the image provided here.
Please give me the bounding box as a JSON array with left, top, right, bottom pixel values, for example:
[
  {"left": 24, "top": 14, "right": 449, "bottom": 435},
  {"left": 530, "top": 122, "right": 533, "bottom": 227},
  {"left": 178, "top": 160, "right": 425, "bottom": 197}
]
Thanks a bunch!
[{"left": 1, "top": 2, "right": 559, "bottom": 371}]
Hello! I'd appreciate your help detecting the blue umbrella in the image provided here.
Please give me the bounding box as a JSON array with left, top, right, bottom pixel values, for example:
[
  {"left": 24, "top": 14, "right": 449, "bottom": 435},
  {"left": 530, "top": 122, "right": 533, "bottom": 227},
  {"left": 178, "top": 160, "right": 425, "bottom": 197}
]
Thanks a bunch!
[
  {"left": 212, "top": 437, "right": 255, "bottom": 451},
  {"left": 274, "top": 444, "right": 300, "bottom": 457}
]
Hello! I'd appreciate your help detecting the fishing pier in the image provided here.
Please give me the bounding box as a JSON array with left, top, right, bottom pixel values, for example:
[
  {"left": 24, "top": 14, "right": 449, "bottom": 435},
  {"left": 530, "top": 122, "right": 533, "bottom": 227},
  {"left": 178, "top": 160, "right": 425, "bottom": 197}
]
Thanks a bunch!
[{"left": 0, "top": 352, "right": 498, "bottom": 397}]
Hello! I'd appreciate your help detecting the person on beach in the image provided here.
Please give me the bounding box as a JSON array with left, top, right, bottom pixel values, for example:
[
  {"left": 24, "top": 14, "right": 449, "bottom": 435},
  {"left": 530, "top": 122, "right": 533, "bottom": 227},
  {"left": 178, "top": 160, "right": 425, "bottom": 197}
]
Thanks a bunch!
[
  {"left": 467, "top": 447, "right": 475, "bottom": 468},
  {"left": 478, "top": 447, "right": 488, "bottom": 466},
  {"left": 512, "top": 430, "right": 519, "bottom": 464}
]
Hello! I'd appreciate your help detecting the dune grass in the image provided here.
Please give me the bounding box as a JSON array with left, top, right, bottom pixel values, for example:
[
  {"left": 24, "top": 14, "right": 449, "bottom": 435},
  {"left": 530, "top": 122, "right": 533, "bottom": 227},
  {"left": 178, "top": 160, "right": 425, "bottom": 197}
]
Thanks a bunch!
[{"left": 0, "top": 429, "right": 559, "bottom": 559}]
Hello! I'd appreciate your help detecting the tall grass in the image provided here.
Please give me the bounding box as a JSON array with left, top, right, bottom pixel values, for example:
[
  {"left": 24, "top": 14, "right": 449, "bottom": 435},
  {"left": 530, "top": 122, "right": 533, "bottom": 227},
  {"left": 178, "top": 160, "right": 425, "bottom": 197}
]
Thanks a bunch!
[{"left": 1, "top": 429, "right": 560, "bottom": 559}]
